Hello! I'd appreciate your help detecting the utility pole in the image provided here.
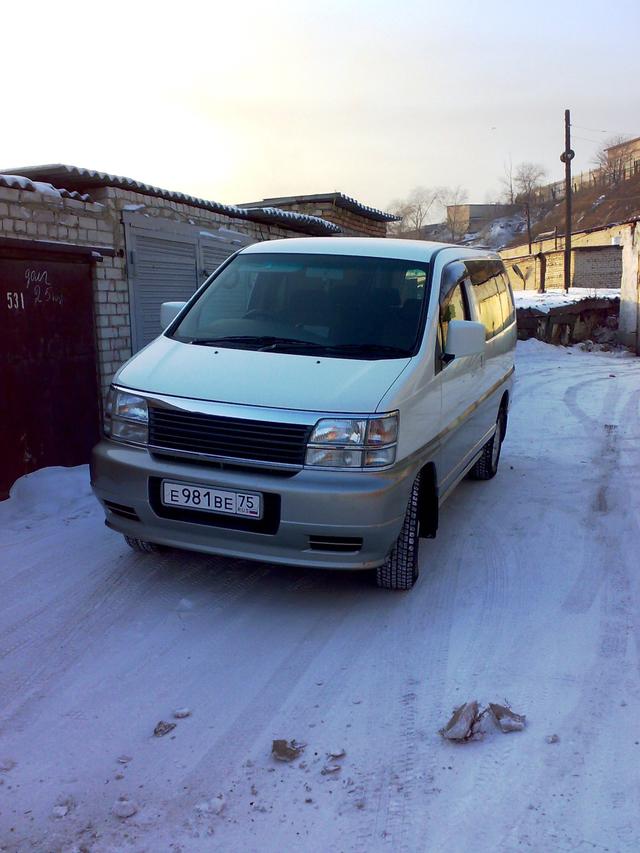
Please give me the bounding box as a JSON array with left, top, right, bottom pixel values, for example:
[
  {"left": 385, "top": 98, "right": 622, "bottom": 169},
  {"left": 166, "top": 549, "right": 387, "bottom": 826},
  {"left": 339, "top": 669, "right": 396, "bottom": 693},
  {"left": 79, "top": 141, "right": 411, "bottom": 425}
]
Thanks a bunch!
[{"left": 560, "top": 108, "right": 574, "bottom": 293}]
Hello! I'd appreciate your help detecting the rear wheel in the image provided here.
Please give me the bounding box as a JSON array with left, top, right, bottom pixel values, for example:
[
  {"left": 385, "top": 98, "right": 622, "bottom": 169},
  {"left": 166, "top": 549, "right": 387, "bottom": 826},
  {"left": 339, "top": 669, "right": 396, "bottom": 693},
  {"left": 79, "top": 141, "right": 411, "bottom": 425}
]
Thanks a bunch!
[
  {"left": 124, "top": 535, "right": 162, "bottom": 553},
  {"left": 376, "top": 473, "right": 421, "bottom": 591},
  {"left": 470, "top": 407, "right": 506, "bottom": 481}
]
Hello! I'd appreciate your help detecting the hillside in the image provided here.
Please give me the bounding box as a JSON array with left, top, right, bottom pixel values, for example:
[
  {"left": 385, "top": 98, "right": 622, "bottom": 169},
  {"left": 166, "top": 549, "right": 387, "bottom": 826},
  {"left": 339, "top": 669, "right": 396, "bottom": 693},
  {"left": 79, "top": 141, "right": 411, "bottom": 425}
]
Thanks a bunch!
[
  {"left": 419, "top": 213, "right": 528, "bottom": 250},
  {"left": 506, "top": 171, "right": 640, "bottom": 248}
]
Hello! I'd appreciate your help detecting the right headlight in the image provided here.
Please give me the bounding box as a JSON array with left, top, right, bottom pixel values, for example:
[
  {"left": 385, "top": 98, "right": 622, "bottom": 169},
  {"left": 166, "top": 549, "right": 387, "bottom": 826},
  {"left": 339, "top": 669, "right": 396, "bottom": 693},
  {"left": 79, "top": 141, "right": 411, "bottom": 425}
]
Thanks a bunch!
[
  {"left": 305, "top": 412, "right": 398, "bottom": 469},
  {"left": 104, "top": 386, "right": 149, "bottom": 446}
]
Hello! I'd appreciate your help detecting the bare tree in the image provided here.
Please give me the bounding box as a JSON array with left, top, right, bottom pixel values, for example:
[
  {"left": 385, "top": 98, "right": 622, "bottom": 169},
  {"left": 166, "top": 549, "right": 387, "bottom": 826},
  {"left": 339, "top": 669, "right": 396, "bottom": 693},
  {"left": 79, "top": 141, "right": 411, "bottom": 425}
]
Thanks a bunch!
[
  {"left": 514, "top": 162, "right": 547, "bottom": 202},
  {"left": 513, "top": 162, "right": 547, "bottom": 251},
  {"left": 386, "top": 199, "right": 413, "bottom": 236},
  {"left": 437, "top": 186, "right": 469, "bottom": 241},
  {"left": 386, "top": 186, "right": 440, "bottom": 237},
  {"left": 592, "top": 134, "right": 630, "bottom": 183},
  {"left": 500, "top": 157, "right": 516, "bottom": 205},
  {"left": 406, "top": 186, "right": 439, "bottom": 235}
]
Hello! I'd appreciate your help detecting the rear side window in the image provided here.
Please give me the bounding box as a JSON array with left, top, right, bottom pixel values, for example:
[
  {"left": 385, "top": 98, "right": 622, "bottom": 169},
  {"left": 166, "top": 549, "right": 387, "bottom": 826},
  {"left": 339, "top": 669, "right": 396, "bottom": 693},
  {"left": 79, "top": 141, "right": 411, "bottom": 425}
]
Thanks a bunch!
[
  {"left": 498, "top": 272, "right": 516, "bottom": 328},
  {"left": 466, "top": 260, "right": 510, "bottom": 340}
]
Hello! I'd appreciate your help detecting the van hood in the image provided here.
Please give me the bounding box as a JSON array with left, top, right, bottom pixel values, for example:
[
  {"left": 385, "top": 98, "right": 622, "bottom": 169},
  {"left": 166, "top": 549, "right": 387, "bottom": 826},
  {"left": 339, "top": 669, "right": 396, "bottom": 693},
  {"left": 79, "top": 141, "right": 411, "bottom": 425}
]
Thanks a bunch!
[{"left": 115, "top": 336, "right": 411, "bottom": 414}]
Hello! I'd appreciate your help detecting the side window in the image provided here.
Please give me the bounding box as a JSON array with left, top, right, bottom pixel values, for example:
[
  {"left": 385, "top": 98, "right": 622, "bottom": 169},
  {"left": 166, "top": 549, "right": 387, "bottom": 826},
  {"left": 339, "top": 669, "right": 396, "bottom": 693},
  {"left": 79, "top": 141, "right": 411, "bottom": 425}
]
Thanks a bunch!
[
  {"left": 466, "top": 260, "right": 503, "bottom": 340},
  {"left": 438, "top": 261, "right": 470, "bottom": 355},
  {"left": 498, "top": 271, "right": 516, "bottom": 328}
]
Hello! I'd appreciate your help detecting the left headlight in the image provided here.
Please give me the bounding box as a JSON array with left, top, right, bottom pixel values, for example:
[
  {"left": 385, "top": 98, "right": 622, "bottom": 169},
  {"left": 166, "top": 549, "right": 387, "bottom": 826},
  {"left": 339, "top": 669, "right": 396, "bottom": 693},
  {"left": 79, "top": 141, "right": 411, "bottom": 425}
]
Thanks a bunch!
[
  {"left": 305, "top": 412, "right": 398, "bottom": 469},
  {"left": 104, "top": 386, "right": 148, "bottom": 446}
]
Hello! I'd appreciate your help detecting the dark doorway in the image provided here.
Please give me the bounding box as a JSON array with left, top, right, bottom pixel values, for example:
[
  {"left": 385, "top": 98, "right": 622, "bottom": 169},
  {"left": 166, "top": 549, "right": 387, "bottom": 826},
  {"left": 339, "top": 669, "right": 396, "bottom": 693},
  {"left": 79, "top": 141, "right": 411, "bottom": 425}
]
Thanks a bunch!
[{"left": 0, "top": 246, "right": 100, "bottom": 499}]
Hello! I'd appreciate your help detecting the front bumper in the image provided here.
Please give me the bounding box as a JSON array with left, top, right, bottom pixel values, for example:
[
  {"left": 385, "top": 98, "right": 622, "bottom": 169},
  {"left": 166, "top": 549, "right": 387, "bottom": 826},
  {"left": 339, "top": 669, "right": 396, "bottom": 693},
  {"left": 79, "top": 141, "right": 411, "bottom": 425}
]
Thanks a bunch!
[{"left": 90, "top": 441, "right": 417, "bottom": 569}]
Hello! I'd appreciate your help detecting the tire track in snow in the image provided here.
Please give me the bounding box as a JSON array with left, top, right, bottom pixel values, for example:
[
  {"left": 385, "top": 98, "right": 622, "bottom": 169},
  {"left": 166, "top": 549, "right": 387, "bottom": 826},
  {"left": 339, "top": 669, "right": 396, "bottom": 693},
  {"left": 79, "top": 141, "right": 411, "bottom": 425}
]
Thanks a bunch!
[
  {"left": 0, "top": 546, "right": 279, "bottom": 729},
  {"left": 498, "top": 371, "right": 640, "bottom": 850}
]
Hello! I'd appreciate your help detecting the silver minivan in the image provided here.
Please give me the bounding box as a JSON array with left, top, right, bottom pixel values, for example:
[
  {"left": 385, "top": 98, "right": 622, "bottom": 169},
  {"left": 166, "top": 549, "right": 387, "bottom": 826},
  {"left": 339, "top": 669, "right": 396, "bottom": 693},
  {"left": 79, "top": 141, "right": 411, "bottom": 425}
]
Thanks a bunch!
[{"left": 91, "top": 238, "right": 516, "bottom": 590}]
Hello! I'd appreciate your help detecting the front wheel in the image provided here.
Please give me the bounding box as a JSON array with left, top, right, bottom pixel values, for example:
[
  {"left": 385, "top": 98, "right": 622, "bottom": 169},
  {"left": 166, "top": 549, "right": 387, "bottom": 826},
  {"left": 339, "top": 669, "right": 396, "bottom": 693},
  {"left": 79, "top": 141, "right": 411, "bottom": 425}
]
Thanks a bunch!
[
  {"left": 470, "top": 407, "right": 506, "bottom": 481},
  {"left": 376, "top": 473, "right": 421, "bottom": 591},
  {"left": 124, "top": 535, "right": 162, "bottom": 553}
]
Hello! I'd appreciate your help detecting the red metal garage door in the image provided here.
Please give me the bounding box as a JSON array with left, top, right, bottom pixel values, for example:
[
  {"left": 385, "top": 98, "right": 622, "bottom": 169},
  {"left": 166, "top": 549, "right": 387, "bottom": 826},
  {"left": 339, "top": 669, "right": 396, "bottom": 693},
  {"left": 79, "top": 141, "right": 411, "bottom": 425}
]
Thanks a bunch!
[{"left": 0, "top": 247, "right": 100, "bottom": 498}]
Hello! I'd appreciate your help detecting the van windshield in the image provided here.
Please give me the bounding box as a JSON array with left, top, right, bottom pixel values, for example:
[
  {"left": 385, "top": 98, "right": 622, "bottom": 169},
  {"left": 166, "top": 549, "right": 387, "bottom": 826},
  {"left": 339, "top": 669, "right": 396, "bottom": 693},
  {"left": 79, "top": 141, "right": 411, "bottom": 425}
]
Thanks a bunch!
[{"left": 171, "top": 252, "right": 430, "bottom": 359}]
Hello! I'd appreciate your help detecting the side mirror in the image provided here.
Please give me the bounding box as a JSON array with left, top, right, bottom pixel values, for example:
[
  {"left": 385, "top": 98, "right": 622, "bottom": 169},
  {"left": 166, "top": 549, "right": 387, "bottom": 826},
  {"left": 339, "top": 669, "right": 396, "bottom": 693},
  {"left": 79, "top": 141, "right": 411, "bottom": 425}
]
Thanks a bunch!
[
  {"left": 443, "top": 319, "right": 486, "bottom": 363},
  {"left": 160, "top": 301, "right": 186, "bottom": 329}
]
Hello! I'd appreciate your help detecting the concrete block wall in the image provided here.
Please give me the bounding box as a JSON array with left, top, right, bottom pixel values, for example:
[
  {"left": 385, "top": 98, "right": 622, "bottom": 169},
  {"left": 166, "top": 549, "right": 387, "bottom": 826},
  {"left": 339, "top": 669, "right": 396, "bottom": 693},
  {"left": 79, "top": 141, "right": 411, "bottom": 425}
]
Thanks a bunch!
[
  {"left": 0, "top": 184, "right": 124, "bottom": 397},
  {"left": 93, "top": 187, "right": 304, "bottom": 244},
  {"left": 503, "top": 247, "right": 622, "bottom": 293},
  {"left": 0, "top": 183, "right": 336, "bottom": 397},
  {"left": 501, "top": 220, "right": 639, "bottom": 352},
  {"left": 573, "top": 247, "right": 623, "bottom": 290}
]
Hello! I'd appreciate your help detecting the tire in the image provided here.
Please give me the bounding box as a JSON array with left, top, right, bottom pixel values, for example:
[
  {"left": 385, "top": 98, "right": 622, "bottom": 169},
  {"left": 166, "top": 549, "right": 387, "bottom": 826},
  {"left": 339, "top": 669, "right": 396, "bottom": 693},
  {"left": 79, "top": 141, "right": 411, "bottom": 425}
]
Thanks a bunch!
[
  {"left": 470, "top": 407, "right": 506, "bottom": 481},
  {"left": 124, "top": 535, "right": 161, "bottom": 553},
  {"left": 376, "top": 472, "right": 421, "bottom": 591}
]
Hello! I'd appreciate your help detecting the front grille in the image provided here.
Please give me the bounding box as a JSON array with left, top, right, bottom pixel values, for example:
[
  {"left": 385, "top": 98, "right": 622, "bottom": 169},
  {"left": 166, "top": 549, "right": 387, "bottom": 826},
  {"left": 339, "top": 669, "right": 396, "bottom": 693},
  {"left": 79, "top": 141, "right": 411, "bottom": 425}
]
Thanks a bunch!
[
  {"left": 308, "top": 535, "right": 363, "bottom": 553},
  {"left": 148, "top": 408, "right": 311, "bottom": 466}
]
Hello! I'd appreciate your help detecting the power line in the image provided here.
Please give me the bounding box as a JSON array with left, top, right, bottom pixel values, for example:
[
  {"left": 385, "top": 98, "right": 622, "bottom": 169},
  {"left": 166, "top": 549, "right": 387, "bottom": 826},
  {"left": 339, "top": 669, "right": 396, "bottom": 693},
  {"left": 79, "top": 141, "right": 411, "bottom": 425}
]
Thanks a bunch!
[
  {"left": 571, "top": 134, "right": 606, "bottom": 145},
  {"left": 572, "top": 123, "right": 635, "bottom": 137}
]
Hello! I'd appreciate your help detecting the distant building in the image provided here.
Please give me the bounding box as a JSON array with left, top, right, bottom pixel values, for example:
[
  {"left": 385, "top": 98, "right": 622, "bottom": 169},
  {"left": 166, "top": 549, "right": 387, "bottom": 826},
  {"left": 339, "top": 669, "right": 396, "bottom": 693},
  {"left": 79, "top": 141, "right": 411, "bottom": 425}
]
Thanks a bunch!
[
  {"left": 240, "top": 192, "right": 400, "bottom": 238},
  {"left": 605, "top": 135, "right": 640, "bottom": 169},
  {"left": 445, "top": 203, "right": 520, "bottom": 235}
]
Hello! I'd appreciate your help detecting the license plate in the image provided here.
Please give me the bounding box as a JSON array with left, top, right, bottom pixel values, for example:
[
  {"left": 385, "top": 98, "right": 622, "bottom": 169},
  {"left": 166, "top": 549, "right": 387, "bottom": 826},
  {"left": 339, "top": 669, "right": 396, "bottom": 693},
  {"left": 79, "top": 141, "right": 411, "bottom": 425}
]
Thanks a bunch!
[{"left": 161, "top": 480, "right": 262, "bottom": 519}]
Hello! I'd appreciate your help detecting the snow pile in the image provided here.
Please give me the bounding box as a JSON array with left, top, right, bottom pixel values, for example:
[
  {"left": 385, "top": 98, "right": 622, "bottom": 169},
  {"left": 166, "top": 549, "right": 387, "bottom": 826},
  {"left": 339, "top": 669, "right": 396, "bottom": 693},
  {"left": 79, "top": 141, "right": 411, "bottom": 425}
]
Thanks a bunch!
[
  {"left": 0, "top": 465, "right": 93, "bottom": 524},
  {"left": 514, "top": 287, "right": 620, "bottom": 314}
]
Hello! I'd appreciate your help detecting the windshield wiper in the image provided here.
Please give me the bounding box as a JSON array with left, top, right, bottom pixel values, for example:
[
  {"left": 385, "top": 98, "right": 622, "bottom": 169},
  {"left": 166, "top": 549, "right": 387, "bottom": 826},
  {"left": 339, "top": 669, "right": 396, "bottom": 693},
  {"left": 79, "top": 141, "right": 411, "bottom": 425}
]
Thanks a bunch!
[
  {"left": 257, "top": 341, "right": 410, "bottom": 357},
  {"left": 189, "top": 335, "right": 320, "bottom": 351},
  {"left": 188, "top": 337, "right": 409, "bottom": 358},
  {"left": 320, "top": 343, "right": 410, "bottom": 358}
]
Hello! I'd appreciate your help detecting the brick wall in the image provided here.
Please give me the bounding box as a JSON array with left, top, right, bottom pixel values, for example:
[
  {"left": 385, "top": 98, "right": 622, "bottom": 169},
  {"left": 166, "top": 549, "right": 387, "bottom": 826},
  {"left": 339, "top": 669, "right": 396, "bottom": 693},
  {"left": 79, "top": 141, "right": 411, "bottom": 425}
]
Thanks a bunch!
[
  {"left": 0, "top": 183, "right": 122, "bottom": 397},
  {"left": 573, "top": 247, "right": 623, "bottom": 289},
  {"left": 502, "top": 242, "right": 623, "bottom": 293},
  {"left": 262, "top": 200, "right": 388, "bottom": 237},
  {"left": 0, "top": 183, "right": 335, "bottom": 396},
  {"left": 94, "top": 186, "right": 308, "bottom": 244}
]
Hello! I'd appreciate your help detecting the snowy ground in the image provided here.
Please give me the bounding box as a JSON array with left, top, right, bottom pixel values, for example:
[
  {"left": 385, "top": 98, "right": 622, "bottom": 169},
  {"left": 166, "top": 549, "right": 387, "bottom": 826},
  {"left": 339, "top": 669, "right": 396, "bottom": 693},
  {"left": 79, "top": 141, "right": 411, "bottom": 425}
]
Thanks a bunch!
[
  {"left": 1, "top": 341, "right": 639, "bottom": 853},
  {"left": 513, "top": 287, "right": 620, "bottom": 314}
]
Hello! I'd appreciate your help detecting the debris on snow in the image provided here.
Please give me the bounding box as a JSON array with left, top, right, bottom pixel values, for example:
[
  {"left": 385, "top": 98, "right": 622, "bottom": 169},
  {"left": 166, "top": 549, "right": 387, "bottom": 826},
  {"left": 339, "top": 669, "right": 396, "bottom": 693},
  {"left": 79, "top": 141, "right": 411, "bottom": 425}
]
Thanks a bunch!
[
  {"left": 322, "top": 764, "right": 341, "bottom": 775},
  {"left": 112, "top": 797, "right": 139, "bottom": 819},
  {"left": 117, "top": 755, "right": 132, "bottom": 764},
  {"left": 195, "top": 795, "right": 225, "bottom": 815},
  {"left": 489, "top": 703, "right": 527, "bottom": 733},
  {"left": 440, "top": 701, "right": 483, "bottom": 741},
  {"left": 546, "top": 734, "right": 560, "bottom": 744},
  {"left": 173, "top": 708, "right": 192, "bottom": 719},
  {"left": 328, "top": 748, "right": 346, "bottom": 759},
  {"left": 154, "top": 720, "right": 177, "bottom": 737},
  {"left": 0, "top": 758, "right": 16, "bottom": 772},
  {"left": 51, "top": 804, "right": 69, "bottom": 818},
  {"left": 272, "top": 739, "right": 306, "bottom": 761}
]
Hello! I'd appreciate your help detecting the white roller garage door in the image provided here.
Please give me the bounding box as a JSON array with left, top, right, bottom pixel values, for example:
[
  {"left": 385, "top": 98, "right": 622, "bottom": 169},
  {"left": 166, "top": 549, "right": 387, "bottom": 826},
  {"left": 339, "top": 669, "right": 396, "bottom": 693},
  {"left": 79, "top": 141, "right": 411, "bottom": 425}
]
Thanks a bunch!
[{"left": 124, "top": 215, "right": 253, "bottom": 351}]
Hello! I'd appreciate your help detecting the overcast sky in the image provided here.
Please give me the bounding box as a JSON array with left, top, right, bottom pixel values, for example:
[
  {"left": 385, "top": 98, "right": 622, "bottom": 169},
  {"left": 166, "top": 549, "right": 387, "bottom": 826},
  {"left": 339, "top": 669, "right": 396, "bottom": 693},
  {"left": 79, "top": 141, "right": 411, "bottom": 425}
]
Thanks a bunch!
[{"left": 4, "top": 0, "right": 639, "bottom": 217}]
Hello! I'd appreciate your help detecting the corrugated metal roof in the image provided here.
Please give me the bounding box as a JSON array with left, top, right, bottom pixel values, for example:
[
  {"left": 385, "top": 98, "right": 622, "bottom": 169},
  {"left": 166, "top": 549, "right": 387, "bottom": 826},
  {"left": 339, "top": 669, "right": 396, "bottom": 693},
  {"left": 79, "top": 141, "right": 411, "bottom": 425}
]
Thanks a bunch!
[
  {"left": 3, "top": 165, "right": 342, "bottom": 236},
  {"left": 240, "top": 192, "right": 401, "bottom": 222},
  {"left": 0, "top": 173, "right": 92, "bottom": 202}
]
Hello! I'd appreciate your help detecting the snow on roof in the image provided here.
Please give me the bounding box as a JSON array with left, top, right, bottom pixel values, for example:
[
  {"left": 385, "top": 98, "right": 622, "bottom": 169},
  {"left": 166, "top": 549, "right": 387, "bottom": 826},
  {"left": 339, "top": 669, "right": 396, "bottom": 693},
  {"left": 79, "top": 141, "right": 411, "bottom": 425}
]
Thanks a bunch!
[
  {"left": 513, "top": 287, "right": 620, "bottom": 314},
  {"left": 0, "top": 173, "right": 92, "bottom": 202},
  {"left": 2, "top": 165, "right": 342, "bottom": 236}
]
